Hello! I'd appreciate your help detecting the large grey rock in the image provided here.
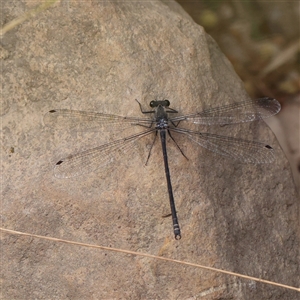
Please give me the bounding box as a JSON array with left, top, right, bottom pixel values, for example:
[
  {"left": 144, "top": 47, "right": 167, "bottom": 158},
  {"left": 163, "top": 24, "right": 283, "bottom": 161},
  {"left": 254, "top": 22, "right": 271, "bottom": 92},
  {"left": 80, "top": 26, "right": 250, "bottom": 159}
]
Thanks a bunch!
[{"left": 1, "top": 1, "right": 299, "bottom": 299}]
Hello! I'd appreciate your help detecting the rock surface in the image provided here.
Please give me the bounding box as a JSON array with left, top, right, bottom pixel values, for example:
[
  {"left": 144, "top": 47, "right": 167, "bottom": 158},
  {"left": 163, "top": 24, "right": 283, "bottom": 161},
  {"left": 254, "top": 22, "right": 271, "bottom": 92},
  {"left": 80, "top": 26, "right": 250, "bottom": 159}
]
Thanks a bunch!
[{"left": 1, "top": 1, "right": 299, "bottom": 299}]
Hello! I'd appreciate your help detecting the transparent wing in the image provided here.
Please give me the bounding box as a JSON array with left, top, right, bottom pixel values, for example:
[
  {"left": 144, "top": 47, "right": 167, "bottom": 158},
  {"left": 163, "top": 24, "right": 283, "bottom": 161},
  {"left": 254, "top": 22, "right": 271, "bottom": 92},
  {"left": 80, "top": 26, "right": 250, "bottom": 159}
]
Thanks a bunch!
[
  {"left": 53, "top": 129, "right": 155, "bottom": 178},
  {"left": 43, "top": 109, "right": 153, "bottom": 132},
  {"left": 170, "top": 97, "right": 281, "bottom": 125},
  {"left": 171, "top": 128, "right": 275, "bottom": 163}
]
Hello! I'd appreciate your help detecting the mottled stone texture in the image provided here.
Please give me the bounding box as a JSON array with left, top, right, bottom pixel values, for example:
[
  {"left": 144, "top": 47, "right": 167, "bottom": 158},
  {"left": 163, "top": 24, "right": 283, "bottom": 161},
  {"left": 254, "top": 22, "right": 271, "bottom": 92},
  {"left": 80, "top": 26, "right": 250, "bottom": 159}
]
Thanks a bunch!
[{"left": 1, "top": 1, "right": 299, "bottom": 299}]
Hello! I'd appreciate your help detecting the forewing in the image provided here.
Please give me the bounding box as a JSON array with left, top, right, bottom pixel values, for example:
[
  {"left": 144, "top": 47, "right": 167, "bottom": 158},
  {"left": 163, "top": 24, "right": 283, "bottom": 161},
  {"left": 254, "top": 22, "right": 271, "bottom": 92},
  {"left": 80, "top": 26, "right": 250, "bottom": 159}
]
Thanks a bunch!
[
  {"left": 53, "top": 129, "right": 155, "bottom": 178},
  {"left": 171, "top": 97, "right": 281, "bottom": 125},
  {"left": 44, "top": 109, "right": 153, "bottom": 132}
]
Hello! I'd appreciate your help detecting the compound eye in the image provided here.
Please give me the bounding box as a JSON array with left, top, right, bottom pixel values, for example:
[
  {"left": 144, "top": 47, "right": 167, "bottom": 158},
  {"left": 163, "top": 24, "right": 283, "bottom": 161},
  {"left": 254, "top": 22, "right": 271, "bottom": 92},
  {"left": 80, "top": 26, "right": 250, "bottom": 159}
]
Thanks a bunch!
[
  {"left": 150, "top": 101, "right": 156, "bottom": 107},
  {"left": 164, "top": 100, "right": 170, "bottom": 106}
]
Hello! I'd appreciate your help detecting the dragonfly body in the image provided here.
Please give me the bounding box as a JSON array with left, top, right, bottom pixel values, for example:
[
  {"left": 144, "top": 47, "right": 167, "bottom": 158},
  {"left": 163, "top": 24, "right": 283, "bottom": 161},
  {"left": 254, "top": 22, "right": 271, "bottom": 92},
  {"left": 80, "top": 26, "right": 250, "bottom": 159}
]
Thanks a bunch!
[
  {"left": 44, "top": 97, "right": 281, "bottom": 239},
  {"left": 138, "top": 100, "right": 182, "bottom": 239}
]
